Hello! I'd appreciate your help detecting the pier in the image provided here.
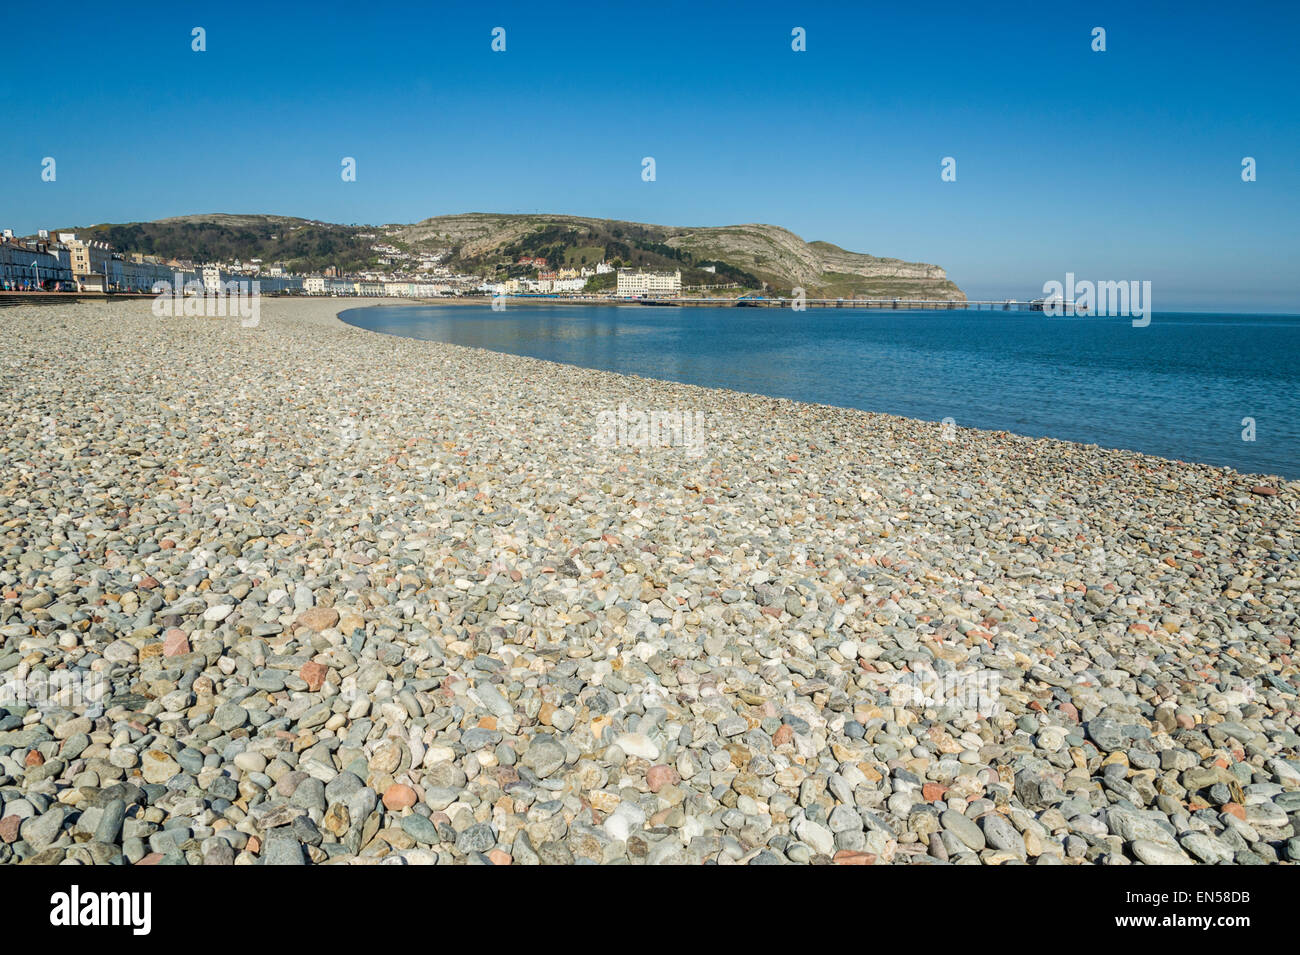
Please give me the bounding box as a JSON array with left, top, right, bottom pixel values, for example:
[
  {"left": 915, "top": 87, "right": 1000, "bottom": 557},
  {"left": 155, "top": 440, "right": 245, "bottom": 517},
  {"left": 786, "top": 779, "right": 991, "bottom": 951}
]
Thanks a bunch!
[{"left": 629, "top": 297, "right": 1084, "bottom": 312}]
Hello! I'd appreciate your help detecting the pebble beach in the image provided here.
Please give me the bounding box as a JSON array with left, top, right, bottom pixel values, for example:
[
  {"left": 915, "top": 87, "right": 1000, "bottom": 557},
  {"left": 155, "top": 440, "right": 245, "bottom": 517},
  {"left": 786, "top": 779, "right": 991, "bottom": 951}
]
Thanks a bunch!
[{"left": 1, "top": 296, "right": 1297, "bottom": 866}]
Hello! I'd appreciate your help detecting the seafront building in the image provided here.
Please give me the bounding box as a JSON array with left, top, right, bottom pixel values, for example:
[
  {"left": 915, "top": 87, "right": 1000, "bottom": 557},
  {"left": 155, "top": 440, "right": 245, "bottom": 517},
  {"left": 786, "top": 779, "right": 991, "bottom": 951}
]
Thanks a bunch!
[
  {"left": 64, "top": 236, "right": 113, "bottom": 282},
  {"left": 64, "top": 235, "right": 174, "bottom": 293},
  {"left": 384, "top": 281, "right": 441, "bottom": 297},
  {"left": 0, "top": 231, "right": 73, "bottom": 290},
  {"left": 1, "top": 229, "right": 195, "bottom": 293},
  {"left": 1, "top": 225, "right": 314, "bottom": 296},
  {"left": 121, "top": 254, "right": 192, "bottom": 293},
  {"left": 616, "top": 269, "right": 682, "bottom": 298},
  {"left": 201, "top": 264, "right": 302, "bottom": 295},
  {"left": 299, "top": 275, "right": 445, "bottom": 298}
]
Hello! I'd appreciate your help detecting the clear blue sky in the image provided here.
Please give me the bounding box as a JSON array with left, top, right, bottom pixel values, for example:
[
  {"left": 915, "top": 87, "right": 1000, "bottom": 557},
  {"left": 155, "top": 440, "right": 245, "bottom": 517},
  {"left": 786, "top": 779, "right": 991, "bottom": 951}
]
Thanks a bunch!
[{"left": 3, "top": 0, "right": 1297, "bottom": 309}]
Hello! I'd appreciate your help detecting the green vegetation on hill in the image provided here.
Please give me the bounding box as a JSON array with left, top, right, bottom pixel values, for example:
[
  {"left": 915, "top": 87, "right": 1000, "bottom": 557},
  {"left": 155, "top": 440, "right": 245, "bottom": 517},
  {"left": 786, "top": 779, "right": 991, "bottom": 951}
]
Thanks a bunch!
[
  {"left": 58, "top": 214, "right": 386, "bottom": 274},
  {"left": 459, "top": 220, "right": 765, "bottom": 289},
  {"left": 53, "top": 211, "right": 966, "bottom": 301},
  {"left": 563, "top": 246, "right": 605, "bottom": 267}
]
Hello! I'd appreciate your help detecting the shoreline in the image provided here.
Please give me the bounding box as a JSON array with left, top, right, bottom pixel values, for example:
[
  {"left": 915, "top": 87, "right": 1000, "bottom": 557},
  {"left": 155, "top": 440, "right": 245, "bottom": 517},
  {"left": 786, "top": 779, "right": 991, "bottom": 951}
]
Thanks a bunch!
[
  {"left": 336, "top": 299, "right": 1296, "bottom": 485},
  {"left": 1, "top": 296, "right": 1296, "bottom": 866}
]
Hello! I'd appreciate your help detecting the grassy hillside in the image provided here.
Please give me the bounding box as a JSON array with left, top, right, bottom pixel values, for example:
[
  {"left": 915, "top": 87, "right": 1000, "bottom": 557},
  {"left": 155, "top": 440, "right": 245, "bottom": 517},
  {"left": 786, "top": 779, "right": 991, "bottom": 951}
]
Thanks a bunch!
[
  {"left": 57, "top": 212, "right": 966, "bottom": 299},
  {"left": 58, "top": 214, "right": 388, "bottom": 274}
]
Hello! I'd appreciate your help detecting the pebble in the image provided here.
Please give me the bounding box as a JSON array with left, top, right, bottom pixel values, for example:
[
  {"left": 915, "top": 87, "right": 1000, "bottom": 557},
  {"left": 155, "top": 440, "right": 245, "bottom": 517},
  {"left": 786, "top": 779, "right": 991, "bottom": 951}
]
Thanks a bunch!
[
  {"left": 214, "top": 703, "right": 248, "bottom": 732},
  {"left": 455, "top": 823, "right": 496, "bottom": 854},
  {"left": 981, "top": 813, "right": 1026, "bottom": 859},
  {"left": 296, "top": 608, "right": 339, "bottom": 633},
  {"left": 794, "top": 818, "right": 835, "bottom": 856},
  {"left": 300, "top": 662, "right": 328, "bottom": 692},
  {"left": 94, "top": 799, "right": 126, "bottom": 845},
  {"left": 0, "top": 298, "right": 1293, "bottom": 866},
  {"left": 261, "top": 831, "right": 306, "bottom": 865},
  {"left": 941, "top": 810, "right": 986, "bottom": 851},
  {"left": 22, "top": 807, "right": 65, "bottom": 851},
  {"left": 400, "top": 813, "right": 440, "bottom": 845},
  {"left": 521, "top": 738, "right": 566, "bottom": 778},
  {"left": 614, "top": 733, "right": 659, "bottom": 761},
  {"left": 162, "top": 629, "right": 190, "bottom": 656},
  {"left": 140, "top": 751, "right": 180, "bottom": 785},
  {"left": 1131, "top": 840, "right": 1194, "bottom": 865},
  {"left": 382, "top": 784, "right": 417, "bottom": 811}
]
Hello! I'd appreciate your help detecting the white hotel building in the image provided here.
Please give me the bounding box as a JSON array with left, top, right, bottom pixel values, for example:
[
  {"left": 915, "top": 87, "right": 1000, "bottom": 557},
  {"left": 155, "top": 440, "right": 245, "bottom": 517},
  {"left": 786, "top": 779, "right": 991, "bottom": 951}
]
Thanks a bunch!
[{"left": 616, "top": 269, "right": 682, "bottom": 298}]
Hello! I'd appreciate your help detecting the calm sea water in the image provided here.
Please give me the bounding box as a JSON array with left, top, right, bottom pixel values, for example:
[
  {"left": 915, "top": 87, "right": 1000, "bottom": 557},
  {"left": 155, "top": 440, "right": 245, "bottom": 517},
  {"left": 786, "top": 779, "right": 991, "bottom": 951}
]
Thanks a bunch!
[{"left": 341, "top": 305, "right": 1300, "bottom": 478}]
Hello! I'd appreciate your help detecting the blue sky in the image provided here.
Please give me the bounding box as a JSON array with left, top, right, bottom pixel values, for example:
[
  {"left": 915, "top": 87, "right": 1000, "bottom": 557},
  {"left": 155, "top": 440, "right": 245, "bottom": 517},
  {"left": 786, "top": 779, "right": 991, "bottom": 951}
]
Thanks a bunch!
[{"left": 3, "top": 0, "right": 1297, "bottom": 309}]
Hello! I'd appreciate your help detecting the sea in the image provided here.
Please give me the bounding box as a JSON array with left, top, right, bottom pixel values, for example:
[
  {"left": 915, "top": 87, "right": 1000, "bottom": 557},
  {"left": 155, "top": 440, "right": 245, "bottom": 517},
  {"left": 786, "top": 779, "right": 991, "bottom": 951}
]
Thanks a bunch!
[{"left": 340, "top": 305, "right": 1300, "bottom": 479}]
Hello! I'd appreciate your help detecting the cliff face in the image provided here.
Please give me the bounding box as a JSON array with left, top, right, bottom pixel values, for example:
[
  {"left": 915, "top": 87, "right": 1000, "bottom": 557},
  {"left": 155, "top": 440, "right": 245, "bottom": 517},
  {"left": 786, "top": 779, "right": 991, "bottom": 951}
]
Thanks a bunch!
[
  {"left": 401, "top": 213, "right": 965, "bottom": 300},
  {"left": 665, "top": 226, "right": 960, "bottom": 297},
  {"left": 401, "top": 214, "right": 551, "bottom": 259}
]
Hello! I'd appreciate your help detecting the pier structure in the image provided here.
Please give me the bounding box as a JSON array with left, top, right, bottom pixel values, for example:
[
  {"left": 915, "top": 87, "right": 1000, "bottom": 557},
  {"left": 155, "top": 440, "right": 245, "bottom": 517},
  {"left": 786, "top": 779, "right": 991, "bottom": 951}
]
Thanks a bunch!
[{"left": 628, "top": 297, "right": 1084, "bottom": 312}]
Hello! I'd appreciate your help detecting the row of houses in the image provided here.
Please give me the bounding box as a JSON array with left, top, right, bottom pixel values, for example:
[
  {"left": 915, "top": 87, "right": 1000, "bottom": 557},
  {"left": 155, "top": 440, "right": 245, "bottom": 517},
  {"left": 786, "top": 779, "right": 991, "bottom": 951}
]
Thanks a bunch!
[
  {"left": 1, "top": 229, "right": 196, "bottom": 293},
  {"left": 485, "top": 262, "right": 616, "bottom": 295},
  {"left": 0, "top": 227, "right": 318, "bottom": 295},
  {"left": 485, "top": 275, "right": 587, "bottom": 295},
  {"left": 302, "top": 277, "right": 450, "bottom": 297},
  {"left": 0, "top": 233, "right": 71, "bottom": 290},
  {"left": 1, "top": 229, "right": 194, "bottom": 293},
  {"left": 479, "top": 267, "right": 684, "bottom": 298},
  {"left": 199, "top": 265, "right": 302, "bottom": 295}
]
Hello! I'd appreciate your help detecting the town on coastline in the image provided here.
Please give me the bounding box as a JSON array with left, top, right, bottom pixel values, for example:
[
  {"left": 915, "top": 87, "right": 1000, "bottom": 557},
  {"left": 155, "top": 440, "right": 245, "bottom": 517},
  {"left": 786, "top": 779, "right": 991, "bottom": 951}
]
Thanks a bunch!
[
  {"left": 0, "top": 226, "right": 684, "bottom": 300},
  {"left": 3, "top": 219, "right": 1054, "bottom": 311}
]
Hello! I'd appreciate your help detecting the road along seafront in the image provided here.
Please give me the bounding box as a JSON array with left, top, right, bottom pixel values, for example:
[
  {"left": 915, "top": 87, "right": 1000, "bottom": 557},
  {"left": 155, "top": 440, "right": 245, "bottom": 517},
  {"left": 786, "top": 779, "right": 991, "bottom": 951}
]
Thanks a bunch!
[{"left": 0, "top": 297, "right": 1296, "bottom": 865}]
